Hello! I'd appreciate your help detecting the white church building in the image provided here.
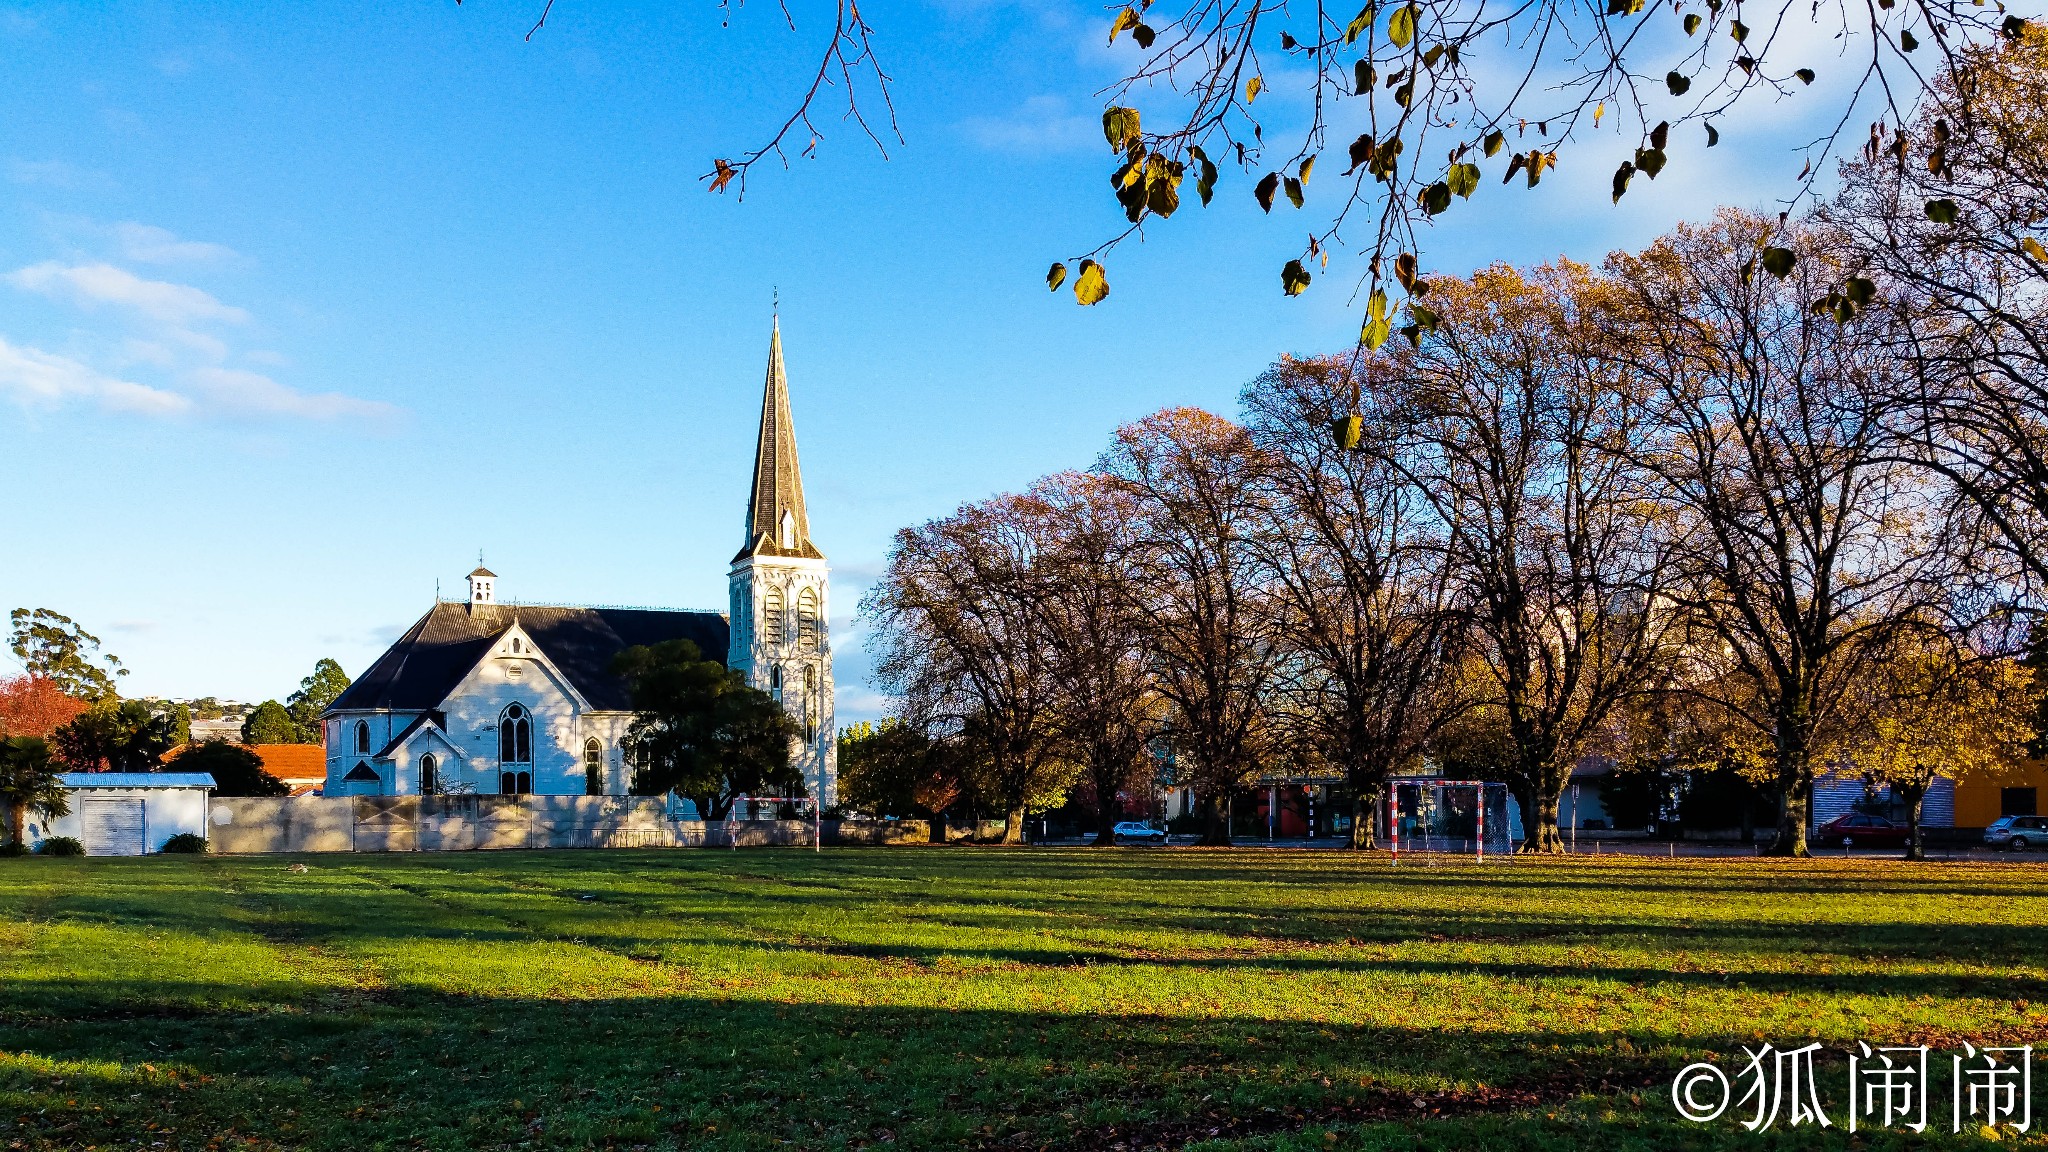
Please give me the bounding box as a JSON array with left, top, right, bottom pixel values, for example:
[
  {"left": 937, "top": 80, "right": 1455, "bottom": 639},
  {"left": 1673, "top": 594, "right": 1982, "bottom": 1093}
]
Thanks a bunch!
[{"left": 321, "top": 321, "right": 837, "bottom": 807}]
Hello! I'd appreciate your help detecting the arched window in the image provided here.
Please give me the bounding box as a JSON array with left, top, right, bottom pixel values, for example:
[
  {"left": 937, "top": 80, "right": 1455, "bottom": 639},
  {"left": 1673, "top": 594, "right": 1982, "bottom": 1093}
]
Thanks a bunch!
[
  {"left": 419, "top": 753, "right": 438, "bottom": 795},
  {"left": 584, "top": 738, "right": 603, "bottom": 796},
  {"left": 511, "top": 637, "right": 522, "bottom": 654},
  {"left": 499, "top": 703, "right": 532, "bottom": 764},
  {"left": 779, "top": 509, "right": 796, "bottom": 549},
  {"left": 763, "top": 586, "right": 785, "bottom": 644},
  {"left": 797, "top": 587, "right": 820, "bottom": 649},
  {"left": 803, "top": 665, "right": 818, "bottom": 742},
  {"left": 354, "top": 720, "right": 370, "bottom": 755},
  {"left": 770, "top": 665, "right": 783, "bottom": 703},
  {"left": 517, "top": 771, "right": 531, "bottom": 794}
]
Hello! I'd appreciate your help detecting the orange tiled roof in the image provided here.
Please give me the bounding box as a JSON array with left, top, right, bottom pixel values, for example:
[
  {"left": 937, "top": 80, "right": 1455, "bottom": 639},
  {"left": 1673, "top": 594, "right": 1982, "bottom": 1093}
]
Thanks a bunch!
[{"left": 249, "top": 744, "right": 327, "bottom": 783}]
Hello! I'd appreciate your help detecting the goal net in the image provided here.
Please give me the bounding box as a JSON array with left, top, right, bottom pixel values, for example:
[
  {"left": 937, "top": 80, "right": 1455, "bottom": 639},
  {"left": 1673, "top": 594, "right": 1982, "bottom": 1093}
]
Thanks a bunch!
[{"left": 1387, "top": 780, "right": 1514, "bottom": 855}]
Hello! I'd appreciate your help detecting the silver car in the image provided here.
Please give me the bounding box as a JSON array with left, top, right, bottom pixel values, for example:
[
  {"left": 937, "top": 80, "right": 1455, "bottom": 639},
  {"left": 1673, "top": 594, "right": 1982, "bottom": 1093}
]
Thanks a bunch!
[
  {"left": 1985, "top": 815, "right": 2048, "bottom": 851},
  {"left": 1112, "top": 821, "right": 1169, "bottom": 845}
]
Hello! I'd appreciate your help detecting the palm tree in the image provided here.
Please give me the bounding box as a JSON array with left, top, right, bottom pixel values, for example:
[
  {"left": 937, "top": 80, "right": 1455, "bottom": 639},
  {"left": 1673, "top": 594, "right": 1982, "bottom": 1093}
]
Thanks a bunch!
[{"left": 0, "top": 736, "right": 70, "bottom": 847}]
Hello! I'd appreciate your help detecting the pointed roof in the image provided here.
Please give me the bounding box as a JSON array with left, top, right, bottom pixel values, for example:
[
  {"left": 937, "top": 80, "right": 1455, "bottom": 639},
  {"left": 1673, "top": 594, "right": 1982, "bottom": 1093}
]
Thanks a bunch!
[{"left": 736, "top": 318, "right": 825, "bottom": 563}]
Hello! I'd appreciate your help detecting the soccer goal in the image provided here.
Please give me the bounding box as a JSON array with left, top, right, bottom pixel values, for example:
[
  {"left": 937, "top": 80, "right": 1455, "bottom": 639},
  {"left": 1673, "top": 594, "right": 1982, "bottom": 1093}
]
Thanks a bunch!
[{"left": 1386, "top": 779, "right": 1514, "bottom": 857}]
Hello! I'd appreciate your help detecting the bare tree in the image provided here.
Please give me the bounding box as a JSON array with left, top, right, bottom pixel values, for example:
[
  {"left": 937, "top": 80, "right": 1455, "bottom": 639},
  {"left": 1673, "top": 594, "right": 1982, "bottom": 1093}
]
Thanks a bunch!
[
  {"left": 1242, "top": 355, "right": 1464, "bottom": 848},
  {"left": 1024, "top": 473, "right": 1164, "bottom": 846},
  {"left": 1610, "top": 210, "right": 1950, "bottom": 856},
  {"left": 1100, "top": 408, "right": 1287, "bottom": 846},
  {"left": 862, "top": 496, "right": 1073, "bottom": 843},
  {"left": 1388, "top": 261, "right": 1678, "bottom": 852}
]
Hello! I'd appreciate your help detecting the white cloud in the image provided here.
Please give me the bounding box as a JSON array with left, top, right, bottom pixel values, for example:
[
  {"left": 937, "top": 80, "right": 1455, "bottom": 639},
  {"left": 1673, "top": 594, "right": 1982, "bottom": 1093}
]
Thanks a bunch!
[
  {"left": 113, "top": 222, "right": 237, "bottom": 265},
  {"left": 962, "top": 95, "right": 1100, "bottom": 154},
  {"left": 187, "top": 366, "right": 399, "bottom": 423},
  {"left": 5, "top": 158, "right": 110, "bottom": 189},
  {"left": 8, "top": 261, "right": 249, "bottom": 325},
  {"left": 0, "top": 336, "right": 191, "bottom": 415}
]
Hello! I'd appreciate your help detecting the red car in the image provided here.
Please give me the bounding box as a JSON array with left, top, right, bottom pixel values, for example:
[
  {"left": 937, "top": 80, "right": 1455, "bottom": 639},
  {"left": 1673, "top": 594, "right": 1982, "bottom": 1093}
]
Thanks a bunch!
[{"left": 1815, "top": 812, "right": 1913, "bottom": 848}]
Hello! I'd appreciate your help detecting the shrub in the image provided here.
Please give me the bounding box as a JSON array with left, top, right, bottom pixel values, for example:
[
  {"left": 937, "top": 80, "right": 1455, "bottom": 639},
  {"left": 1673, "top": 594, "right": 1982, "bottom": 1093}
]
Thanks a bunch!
[
  {"left": 37, "top": 837, "right": 83, "bottom": 856},
  {"left": 0, "top": 840, "right": 26, "bottom": 857},
  {"left": 161, "top": 833, "right": 208, "bottom": 854}
]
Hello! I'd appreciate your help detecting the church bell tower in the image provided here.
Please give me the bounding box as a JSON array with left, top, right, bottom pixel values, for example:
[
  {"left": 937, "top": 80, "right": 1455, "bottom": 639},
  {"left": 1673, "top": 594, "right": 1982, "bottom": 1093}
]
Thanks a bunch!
[{"left": 729, "top": 317, "right": 836, "bottom": 808}]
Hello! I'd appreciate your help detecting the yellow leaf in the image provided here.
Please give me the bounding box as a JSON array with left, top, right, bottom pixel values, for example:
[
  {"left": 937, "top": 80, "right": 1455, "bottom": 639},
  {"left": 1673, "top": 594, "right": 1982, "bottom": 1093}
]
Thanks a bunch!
[
  {"left": 1246, "top": 75, "right": 1264, "bottom": 103},
  {"left": 2023, "top": 237, "right": 2048, "bottom": 263},
  {"left": 1074, "top": 259, "right": 1110, "bottom": 305}
]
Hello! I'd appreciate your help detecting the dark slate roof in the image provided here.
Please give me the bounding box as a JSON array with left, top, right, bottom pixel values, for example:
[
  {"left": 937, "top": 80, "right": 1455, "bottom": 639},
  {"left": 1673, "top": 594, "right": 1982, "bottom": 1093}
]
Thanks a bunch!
[{"left": 329, "top": 602, "right": 729, "bottom": 714}]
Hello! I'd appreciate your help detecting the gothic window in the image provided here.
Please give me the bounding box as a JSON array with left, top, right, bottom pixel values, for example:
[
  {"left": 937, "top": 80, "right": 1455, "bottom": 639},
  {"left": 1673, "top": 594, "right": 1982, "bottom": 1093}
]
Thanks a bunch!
[
  {"left": 499, "top": 703, "right": 532, "bottom": 764},
  {"left": 771, "top": 665, "right": 783, "bottom": 704},
  {"left": 511, "top": 638, "right": 522, "bottom": 654},
  {"left": 354, "top": 720, "right": 370, "bottom": 755},
  {"left": 419, "top": 753, "right": 438, "bottom": 795},
  {"left": 764, "top": 586, "right": 785, "bottom": 644},
  {"left": 797, "top": 587, "right": 820, "bottom": 649},
  {"left": 584, "top": 738, "right": 604, "bottom": 796},
  {"left": 803, "top": 665, "right": 818, "bottom": 742},
  {"left": 500, "top": 771, "right": 532, "bottom": 795}
]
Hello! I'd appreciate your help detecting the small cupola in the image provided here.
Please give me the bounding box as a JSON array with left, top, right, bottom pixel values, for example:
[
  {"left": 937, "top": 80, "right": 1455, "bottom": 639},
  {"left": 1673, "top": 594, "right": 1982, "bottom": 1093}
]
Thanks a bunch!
[{"left": 467, "top": 565, "right": 497, "bottom": 609}]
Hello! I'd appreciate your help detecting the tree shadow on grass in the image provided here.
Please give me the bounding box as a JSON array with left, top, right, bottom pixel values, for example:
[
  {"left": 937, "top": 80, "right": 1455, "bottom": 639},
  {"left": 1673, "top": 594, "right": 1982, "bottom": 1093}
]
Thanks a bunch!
[{"left": 0, "top": 978, "right": 1769, "bottom": 1152}]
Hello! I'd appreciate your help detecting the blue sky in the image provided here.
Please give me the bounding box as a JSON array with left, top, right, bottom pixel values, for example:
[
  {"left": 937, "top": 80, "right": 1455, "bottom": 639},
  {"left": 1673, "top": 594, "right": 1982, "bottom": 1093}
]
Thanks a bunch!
[{"left": 0, "top": 1, "right": 1858, "bottom": 718}]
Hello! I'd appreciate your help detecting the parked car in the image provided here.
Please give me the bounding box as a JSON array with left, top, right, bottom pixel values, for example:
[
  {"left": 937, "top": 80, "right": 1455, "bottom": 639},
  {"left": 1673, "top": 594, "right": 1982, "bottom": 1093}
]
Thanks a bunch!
[
  {"left": 1985, "top": 815, "right": 2048, "bottom": 851},
  {"left": 1814, "top": 813, "right": 1912, "bottom": 848},
  {"left": 1112, "top": 821, "right": 1169, "bottom": 845}
]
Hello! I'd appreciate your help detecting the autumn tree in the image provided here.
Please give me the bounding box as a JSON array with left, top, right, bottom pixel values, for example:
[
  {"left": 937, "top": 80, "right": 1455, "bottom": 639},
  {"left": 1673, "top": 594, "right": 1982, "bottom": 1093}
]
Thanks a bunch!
[
  {"left": 1843, "top": 626, "right": 2039, "bottom": 858},
  {"left": 1100, "top": 408, "right": 1286, "bottom": 846},
  {"left": 1385, "top": 262, "right": 1677, "bottom": 852},
  {"left": 864, "top": 495, "right": 1073, "bottom": 843},
  {"left": 643, "top": 0, "right": 2025, "bottom": 340},
  {"left": 1026, "top": 472, "right": 1164, "bottom": 845},
  {"left": 0, "top": 675, "right": 88, "bottom": 741},
  {"left": 1828, "top": 34, "right": 2048, "bottom": 596},
  {"left": 839, "top": 719, "right": 966, "bottom": 841},
  {"left": 1610, "top": 211, "right": 1950, "bottom": 856},
  {"left": 8, "top": 609, "right": 123, "bottom": 701},
  {"left": 1242, "top": 355, "right": 1464, "bottom": 848}
]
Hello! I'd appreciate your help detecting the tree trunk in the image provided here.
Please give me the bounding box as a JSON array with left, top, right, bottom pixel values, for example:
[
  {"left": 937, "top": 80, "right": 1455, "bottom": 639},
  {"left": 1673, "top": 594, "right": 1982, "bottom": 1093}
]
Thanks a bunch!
[
  {"left": 1002, "top": 805, "right": 1026, "bottom": 845},
  {"left": 1901, "top": 779, "right": 1928, "bottom": 861},
  {"left": 1765, "top": 765, "right": 1812, "bottom": 857},
  {"left": 7, "top": 803, "right": 23, "bottom": 846},
  {"left": 1197, "top": 790, "right": 1232, "bottom": 846},
  {"left": 928, "top": 811, "right": 947, "bottom": 844},
  {"left": 1523, "top": 788, "right": 1564, "bottom": 853},
  {"left": 1093, "top": 784, "right": 1120, "bottom": 846},
  {"left": 1346, "top": 783, "right": 1381, "bottom": 850}
]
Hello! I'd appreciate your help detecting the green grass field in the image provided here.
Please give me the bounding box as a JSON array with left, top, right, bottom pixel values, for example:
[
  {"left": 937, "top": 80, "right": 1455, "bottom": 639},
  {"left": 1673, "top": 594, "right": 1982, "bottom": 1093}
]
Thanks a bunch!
[{"left": 1, "top": 849, "right": 2044, "bottom": 1151}]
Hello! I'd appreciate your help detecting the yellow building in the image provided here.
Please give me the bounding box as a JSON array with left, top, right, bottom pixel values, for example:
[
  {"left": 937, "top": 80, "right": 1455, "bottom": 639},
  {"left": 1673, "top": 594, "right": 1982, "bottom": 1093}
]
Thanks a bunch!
[{"left": 1953, "top": 758, "right": 2048, "bottom": 828}]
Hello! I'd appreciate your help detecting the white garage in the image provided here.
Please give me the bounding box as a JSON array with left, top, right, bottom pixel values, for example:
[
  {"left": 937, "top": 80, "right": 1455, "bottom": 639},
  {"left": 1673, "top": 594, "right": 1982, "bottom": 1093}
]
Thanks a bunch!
[{"left": 43, "top": 773, "right": 216, "bottom": 856}]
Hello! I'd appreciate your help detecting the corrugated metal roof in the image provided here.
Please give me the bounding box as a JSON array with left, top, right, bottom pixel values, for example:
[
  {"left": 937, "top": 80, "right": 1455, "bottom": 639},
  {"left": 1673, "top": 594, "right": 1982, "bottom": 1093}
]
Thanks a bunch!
[{"left": 58, "top": 773, "right": 216, "bottom": 789}]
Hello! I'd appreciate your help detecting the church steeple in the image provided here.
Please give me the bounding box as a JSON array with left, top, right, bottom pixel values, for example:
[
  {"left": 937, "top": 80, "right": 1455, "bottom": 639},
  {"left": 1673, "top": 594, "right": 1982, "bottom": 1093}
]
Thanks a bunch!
[{"left": 737, "top": 318, "right": 823, "bottom": 562}]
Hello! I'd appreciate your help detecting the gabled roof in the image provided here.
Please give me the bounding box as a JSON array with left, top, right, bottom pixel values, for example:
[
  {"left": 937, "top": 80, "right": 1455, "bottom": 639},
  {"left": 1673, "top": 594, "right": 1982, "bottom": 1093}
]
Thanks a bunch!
[
  {"left": 736, "top": 318, "right": 825, "bottom": 563},
  {"left": 327, "top": 602, "right": 728, "bottom": 714}
]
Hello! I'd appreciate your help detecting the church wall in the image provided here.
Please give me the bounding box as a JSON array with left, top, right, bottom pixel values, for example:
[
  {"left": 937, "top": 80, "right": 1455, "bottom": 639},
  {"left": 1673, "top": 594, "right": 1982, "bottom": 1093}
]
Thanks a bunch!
[
  {"left": 435, "top": 643, "right": 585, "bottom": 795},
  {"left": 323, "top": 711, "right": 425, "bottom": 793}
]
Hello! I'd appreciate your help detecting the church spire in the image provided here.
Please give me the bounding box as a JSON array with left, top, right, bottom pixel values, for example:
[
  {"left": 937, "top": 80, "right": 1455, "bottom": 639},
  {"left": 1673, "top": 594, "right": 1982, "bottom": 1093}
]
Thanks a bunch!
[{"left": 737, "top": 317, "right": 823, "bottom": 562}]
